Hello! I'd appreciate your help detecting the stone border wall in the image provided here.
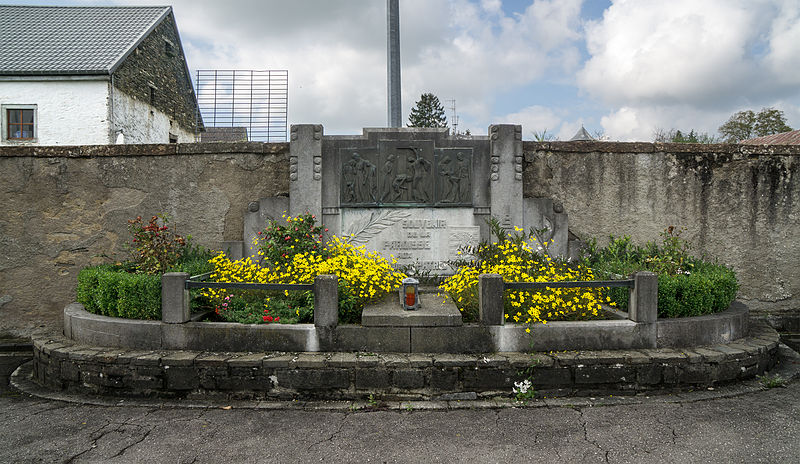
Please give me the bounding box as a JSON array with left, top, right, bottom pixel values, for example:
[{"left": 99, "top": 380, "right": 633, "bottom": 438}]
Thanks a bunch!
[
  {"left": 31, "top": 320, "right": 779, "bottom": 400},
  {"left": 65, "top": 301, "right": 750, "bottom": 353}
]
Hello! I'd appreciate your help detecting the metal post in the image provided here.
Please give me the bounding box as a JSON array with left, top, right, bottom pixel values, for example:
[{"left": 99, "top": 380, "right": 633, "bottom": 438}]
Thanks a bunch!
[{"left": 387, "top": 0, "right": 402, "bottom": 127}]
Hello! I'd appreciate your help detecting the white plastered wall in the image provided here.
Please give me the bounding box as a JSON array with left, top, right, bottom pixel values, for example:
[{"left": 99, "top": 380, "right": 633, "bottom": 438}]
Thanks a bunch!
[
  {"left": 0, "top": 79, "right": 110, "bottom": 145},
  {"left": 111, "top": 88, "right": 195, "bottom": 144}
]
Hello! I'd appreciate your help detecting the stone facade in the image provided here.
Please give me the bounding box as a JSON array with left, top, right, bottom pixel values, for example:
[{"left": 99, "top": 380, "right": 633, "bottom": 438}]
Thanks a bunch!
[{"left": 111, "top": 12, "right": 199, "bottom": 141}]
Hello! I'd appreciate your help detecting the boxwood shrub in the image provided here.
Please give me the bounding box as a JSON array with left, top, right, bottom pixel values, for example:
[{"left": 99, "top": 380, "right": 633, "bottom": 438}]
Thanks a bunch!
[
  {"left": 601, "top": 262, "right": 738, "bottom": 318},
  {"left": 77, "top": 251, "right": 214, "bottom": 320},
  {"left": 586, "top": 230, "right": 739, "bottom": 318}
]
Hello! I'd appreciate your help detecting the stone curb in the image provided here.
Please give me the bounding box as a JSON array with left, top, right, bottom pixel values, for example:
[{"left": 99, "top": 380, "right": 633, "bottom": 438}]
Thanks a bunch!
[
  {"left": 26, "top": 321, "right": 784, "bottom": 402},
  {"left": 11, "top": 343, "right": 799, "bottom": 411}
]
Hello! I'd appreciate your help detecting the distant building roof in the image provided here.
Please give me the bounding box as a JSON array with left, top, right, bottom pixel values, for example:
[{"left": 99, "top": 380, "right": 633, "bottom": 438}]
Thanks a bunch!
[
  {"left": 0, "top": 5, "right": 171, "bottom": 75},
  {"left": 740, "top": 129, "right": 800, "bottom": 145},
  {"left": 201, "top": 127, "right": 249, "bottom": 142},
  {"left": 569, "top": 125, "right": 594, "bottom": 141}
]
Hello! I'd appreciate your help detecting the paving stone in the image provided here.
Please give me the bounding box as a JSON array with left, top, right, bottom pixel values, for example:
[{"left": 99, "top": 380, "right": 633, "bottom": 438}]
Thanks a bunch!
[
  {"left": 327, "top": 352, "right": 358, "bottom": 368},
  {"left": 710, "top": 344, "right": 747, "bottom": 360},
  {"left": 392, "top": 369, "right": 425, "bottom": 389},
  {"left": 576, "top": 350, "right": 626, "bottom": 364},
  {"left": 293, "top": 353, "right": 327, "bottom": 368},
  {"left": 621, "top": 350, "right": 651, "bottom": 364},
  {"left": 692, "top": 347, "right": 727, "bottom": 363},
  {"left": 131, "top": 352, "right": 163, "bottom": 366},
  {"left": 639, "top": 349, "right": 687, "bottom": 363},
  {"left": 227, "top": 353, "right": 268, "bottom": 368},
  {"left": 195, "top": 353, "right": 231, "bottom": 367},
  {"left": 276, "top": 368, "right": 350, "bottom": 390},
  {"left": 462, "top": 368, "right": 513, "bottom": 390},
  {"left": 433, "top": 354, "right": 476, "bottom": 367},
  {"left": 161, "top": 351, "right": 200, "bottom": 366},
  {"left": 262, "top": 354, "right": 295, "bottom": 368},
  {"left": 505, "top": 352, "right": 553, "bottom": 368},
  {"left": 165, "top": 366, "right": 199, "bottom": 390},
  {"left": 680, "top": 349, "right": 705, "bottom": 363},
  {"left": 575, "top": 365, "right": 636, "bottom": 384},
  {"left": 117, "top": 350, "right": 157, "bottom": 364},
  {"left": 636, "top": 364, "right": 663, "bottom": 385},
  {"left": 531, "top": 367, "right": 572, "bottom": 386},
  {"left": 356, "top": 354, "right": 382, "bottom": 367},
  {"left": 476, "top": 354, "right": 508, "bottom": 367},
  {"left": 67, "top": 348, "right": 103, "bottom": 361},
  {"left": 430, "top": 367, "right": 458, "bottom": 390},
  {"left": 355, "top": 369, "right": 391, "bottom": 389},
  {"left": 406, "top": 354, "right": 434, "bottom": 367},
  {"left": 380, "top": 354, "right": 409, "bottom": 368},
  {"left": 550, "top": 351, "right": 581, "bottom": 366}
]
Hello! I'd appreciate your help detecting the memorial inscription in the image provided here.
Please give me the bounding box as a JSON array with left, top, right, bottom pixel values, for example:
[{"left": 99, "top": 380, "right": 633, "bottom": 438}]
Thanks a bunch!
[{"left": 341, "top": 208, "right": 479, "bottom": 272}]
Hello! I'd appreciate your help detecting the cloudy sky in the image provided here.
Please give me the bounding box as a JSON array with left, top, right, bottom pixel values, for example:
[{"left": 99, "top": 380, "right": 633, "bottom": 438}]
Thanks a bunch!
[{"left": 13, "top": 0, "right": 800, "bottom": 140}]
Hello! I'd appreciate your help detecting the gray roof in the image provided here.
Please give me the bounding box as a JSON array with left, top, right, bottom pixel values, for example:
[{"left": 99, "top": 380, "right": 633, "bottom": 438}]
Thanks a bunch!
[
  {"left": 0, "top": 5, "right": 171, "bottom": 75},
  {"left": 569, "top": 125, "right": 594, "bottom": 141},
  {"left": 201, "top": 127, "right": 249, "bottom": 142}
]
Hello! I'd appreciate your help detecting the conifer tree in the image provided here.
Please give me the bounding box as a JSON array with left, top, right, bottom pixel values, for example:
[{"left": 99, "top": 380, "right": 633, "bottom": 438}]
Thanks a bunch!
[{"left": 407, "top": 93, "right": 448, "bottom": 128}]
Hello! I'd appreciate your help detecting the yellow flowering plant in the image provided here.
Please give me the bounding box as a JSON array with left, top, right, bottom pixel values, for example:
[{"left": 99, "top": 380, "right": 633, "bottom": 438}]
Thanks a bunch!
[
  {"left": 440, "top": 219, "right": 610, "bottom": 325},
  {"left": 202, "top": 215, "right": 406, "bottom": 324}
]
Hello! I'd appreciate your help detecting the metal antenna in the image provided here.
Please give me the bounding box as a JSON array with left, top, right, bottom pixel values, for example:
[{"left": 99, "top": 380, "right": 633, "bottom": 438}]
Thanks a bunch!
[{"left": 446, "top": 99, "right": 459, "bottom": 135}]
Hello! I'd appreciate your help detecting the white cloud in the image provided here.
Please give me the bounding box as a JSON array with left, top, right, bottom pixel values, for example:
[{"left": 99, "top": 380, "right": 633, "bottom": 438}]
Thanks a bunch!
[{"left": 580, "top": 0, "right": 800, "bottom": 140}]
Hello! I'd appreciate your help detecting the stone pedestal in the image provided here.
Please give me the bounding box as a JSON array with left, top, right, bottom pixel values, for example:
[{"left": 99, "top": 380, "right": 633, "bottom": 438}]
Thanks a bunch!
[{"left": 361, "top": 291, "right": 462, "bottom": 327}]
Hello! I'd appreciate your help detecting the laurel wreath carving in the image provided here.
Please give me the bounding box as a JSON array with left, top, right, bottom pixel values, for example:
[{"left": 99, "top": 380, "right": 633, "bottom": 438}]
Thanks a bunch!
[{"left": 344, "top": 210, "right": 411, "bottom": 245}]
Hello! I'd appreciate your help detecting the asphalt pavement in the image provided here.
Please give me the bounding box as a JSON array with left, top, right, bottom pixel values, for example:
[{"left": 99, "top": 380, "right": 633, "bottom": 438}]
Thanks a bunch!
[{"left": 2, "top": 348, "right": 799, "bottom": 464}]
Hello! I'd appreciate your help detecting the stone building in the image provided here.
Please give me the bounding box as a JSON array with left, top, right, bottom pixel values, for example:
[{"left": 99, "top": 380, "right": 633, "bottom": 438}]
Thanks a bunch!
[{"left": 0, "top": 5, "right": 201, "bottom": 145}]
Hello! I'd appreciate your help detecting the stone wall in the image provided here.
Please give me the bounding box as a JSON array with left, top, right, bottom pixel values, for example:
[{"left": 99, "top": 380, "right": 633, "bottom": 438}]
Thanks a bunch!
[
  {"left": 0, "top": 143, "right": 288, "bottom": 336},
  {"left": 524, "top": 141, "right": 800, "bottom": 328},
  {"left": 111, "top": 12, "right": 198, "bottom": 135},
  {"left": 1, "top": 136, "right": 798, "bottom": 336}
]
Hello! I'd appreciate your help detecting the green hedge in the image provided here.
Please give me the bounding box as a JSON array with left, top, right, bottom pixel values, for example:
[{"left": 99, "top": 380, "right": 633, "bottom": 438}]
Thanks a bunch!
[
  {"left": 77, "top": 250, "right": 214, "bottom": 320},
  {"left": 601, "top": 263, "right": 738, "bottom": 318},
  {"left": 77, "top": 267, "right": 162, "bottom": 319}
]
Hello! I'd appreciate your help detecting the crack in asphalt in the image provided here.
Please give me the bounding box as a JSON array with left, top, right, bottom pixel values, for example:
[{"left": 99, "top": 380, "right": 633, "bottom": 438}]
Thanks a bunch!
[
  {"left": 109, "top": 425, "right": 154, "bottom": 459},
  {"left": 577, "top": 407, "right": 610, "bottom": 463},
  {"left": 305, "top": 412, "right": 347, "bottom": 451}
]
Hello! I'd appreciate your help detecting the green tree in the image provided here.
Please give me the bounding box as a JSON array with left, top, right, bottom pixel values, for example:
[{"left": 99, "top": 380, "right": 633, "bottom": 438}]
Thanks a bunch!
[
  {"left": 408, "top": 93, "right": 448, "bottom": 128},
  {"left": 653, "top": 128, "right": 717, "bottom": 144},
  {"left": 718, "top": 107, "right": 793, "bottom": 142}
]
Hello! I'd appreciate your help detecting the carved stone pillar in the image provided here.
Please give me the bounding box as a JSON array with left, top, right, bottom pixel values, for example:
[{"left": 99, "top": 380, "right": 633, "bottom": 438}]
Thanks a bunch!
[
  {"left": 488, "top": 124, "right": 524, "bottom": 234},
  {"left": 289, "top": 124, "right": 323, "bottom": 220}
]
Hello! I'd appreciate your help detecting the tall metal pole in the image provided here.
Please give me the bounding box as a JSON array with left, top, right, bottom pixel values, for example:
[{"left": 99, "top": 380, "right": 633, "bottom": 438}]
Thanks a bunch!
[{"left": 387, "top": 0, "right": 401, "bottom": 127}]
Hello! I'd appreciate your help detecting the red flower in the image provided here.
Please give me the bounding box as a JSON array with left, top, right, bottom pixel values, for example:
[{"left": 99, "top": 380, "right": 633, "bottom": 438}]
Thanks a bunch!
[
  {"left": 324, "top": 228, "right": 329, "bottom": 232},
  {"left": 264, "top": 315, "right": 273, "bottom": 322},
  {"left": 274, "top": 317, "right": 280, "bottom": 322}
]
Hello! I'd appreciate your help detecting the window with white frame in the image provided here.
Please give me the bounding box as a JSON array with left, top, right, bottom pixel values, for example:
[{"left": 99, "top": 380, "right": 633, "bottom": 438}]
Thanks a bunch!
[{"left": 2, "top": 104, "right": 37, "bottom": 141}]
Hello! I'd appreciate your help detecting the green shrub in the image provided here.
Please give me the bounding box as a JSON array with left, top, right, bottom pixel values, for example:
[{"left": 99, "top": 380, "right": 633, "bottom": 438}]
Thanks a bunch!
[{"left": 585, "top": 229, "right": 739, "bottom": 318}]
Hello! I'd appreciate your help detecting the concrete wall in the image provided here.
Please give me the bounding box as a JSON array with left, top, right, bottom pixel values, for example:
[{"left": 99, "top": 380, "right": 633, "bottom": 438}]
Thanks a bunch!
[
  {"left": 0, "top": 143, "right": 288, "bottom": 335},
  {"left": 0, "top": 80, "right": 110, "bottom": 145},
  {"left": 524, "top": 141, "right": 800, "bottom": 328}
]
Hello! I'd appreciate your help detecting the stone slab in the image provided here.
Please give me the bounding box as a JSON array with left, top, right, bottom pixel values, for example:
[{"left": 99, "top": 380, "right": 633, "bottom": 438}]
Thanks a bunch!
[
  {"left": 361, "top": 292, "right": 462, "bottom": 327},
  {"left": 339, "top": 207, "right": 479, "bottom": 273}
]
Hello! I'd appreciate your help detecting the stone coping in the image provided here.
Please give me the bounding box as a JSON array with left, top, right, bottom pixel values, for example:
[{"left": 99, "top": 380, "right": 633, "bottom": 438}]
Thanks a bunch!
[
  {"left": 31, "top": 320, "right": 780, "bottom": 401},
  {"left": 65, "top": 301, "right": 750, "bottom": 353}
]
